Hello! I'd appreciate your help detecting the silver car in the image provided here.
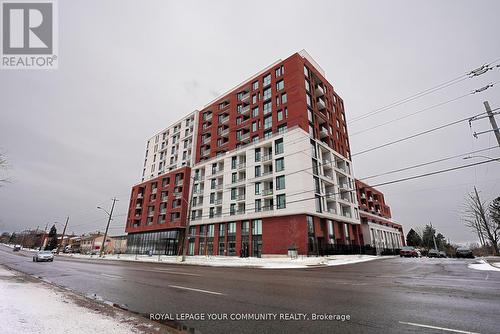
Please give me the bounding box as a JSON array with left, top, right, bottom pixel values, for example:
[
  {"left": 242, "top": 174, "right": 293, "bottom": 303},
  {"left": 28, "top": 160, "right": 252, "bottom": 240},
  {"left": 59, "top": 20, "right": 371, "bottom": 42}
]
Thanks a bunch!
[{"left": 33, "top": 250, "right": 54, "bottom": 262}]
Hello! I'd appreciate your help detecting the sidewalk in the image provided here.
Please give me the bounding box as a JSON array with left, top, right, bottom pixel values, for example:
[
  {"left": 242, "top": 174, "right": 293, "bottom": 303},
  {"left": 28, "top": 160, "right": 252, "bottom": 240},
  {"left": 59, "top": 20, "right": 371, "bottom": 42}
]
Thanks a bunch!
[
  {"left": 0, "top": 266, "right": 174, "bottom": 334},
  {"left": 467, "top": 258, "right": 500, "bottom": 272},
  {"left": 60, "top": 253, "right": 383, "bottom": 269}
]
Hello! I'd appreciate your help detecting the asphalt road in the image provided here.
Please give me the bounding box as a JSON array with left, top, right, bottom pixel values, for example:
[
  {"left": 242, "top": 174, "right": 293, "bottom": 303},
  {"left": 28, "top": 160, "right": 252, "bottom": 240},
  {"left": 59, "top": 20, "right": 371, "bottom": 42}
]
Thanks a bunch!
[{"left": 1, "top": 245, "right": 499, "bottom": 334}]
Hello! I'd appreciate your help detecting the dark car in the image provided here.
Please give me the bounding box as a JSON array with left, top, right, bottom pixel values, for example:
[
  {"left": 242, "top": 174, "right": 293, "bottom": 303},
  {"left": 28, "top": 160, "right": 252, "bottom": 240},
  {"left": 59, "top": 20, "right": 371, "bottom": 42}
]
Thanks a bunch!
[
  {"left": 13, "top": 245, "right": 21, "bottom": 252},
  {"left": 400, "top": 246, "right": 418, "bottom": 257},
  {"left": 428, "top": 249, "right": 440, "bottom": 258},
  {"left": 456, "top": 247, "right": 474, "bottom": 258},
  {"left": 33, "top": 250, "right": 54, "bottom": 262}
]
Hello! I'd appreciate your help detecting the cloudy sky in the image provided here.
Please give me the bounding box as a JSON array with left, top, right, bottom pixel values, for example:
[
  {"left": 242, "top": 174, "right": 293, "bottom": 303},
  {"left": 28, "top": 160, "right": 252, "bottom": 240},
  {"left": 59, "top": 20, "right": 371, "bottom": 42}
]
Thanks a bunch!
[{"left": 1, "top": 0, "right": 499, "bottom": 243}]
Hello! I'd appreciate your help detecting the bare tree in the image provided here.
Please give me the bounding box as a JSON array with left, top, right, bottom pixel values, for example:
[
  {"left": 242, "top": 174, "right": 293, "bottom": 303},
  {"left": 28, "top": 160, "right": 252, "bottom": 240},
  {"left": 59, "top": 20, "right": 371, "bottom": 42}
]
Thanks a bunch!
[{"left": 462, "top": 187, "right": 499, "bottom": 255}]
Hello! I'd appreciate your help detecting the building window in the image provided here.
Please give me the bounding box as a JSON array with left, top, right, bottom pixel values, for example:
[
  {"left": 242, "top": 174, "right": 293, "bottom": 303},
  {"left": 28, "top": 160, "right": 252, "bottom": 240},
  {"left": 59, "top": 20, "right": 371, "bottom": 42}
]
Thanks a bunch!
[
  {"left": 276, "top": 175, "right": 285, "bottom": 190},
  {"left": 263, "top": 74, "right": 271, "bottom": 87},
  {"left": 231, "top": 156, "right": 237, "bottom": 169},
  {"left": 255, "top": 165, "right": 261, "bottom": 177},
  {"left": 255, "top": 182, "right": 261, "bottom": 195},
  {"left": 281, "top": 93, "right": 287, "bottom": 104},
  {"left": 277, "top": 194, "right": 286, "bottom": 209},
  {"left": 304, "top": 66, "right": 309, "bottom": 77},
  {"left": 306, "top": 94, "right": 312, "bottom": 107},
  {"left": 252, "top": 106, "right": 259, "bottom": 117},
  {"left": 252, "top": 121, "right": 257, "bottom": 132},
  {"left": 230, "top": 203, "right": 236, "bottom": 215},
  {"left": 275, "top": 138, "right": 284, "bottom": 154},
  {"left": 277, "top": 110, "right": 283, "bottom": 122},
  {"left": 276, "top": 80, "right": 284, "bottom": 91},
  {"left": 231, "top": 172, "right": 237, "bottom": 183},
  {"left": 263, "top": 101, "right": 272, "bottom": 115},
  {"left": 252, "top": 81, "right": 259, "bottom": 90},
  {"left": 264, "top": 130, "right": 272, "bottom": 139},
  {"left": 264, "top": 115, "right": 272, "bottom": 130},
  {"left": 263, "top": 87, "right": 272, "bottom": 101},
  {"left": 305, "top": 79, "right": 310, "bottom": 91},
  {"left": 275, "top": 66, "right": 284, "bottom": 77},
  {"left": 252, "top": 94, "right": 257, "bottom": 104},
  {"left": 275, "top": 158, "right": 284, "bottom": 172},
  {"left": 277, "top": 124, "right": 287, "bottom": 134}
]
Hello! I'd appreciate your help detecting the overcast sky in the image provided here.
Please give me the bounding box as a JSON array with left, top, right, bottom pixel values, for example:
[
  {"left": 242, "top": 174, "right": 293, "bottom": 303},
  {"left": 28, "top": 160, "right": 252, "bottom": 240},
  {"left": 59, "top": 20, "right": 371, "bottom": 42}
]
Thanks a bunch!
[{"left": 1, "top": 0, "right": 499, "bottom": 243}]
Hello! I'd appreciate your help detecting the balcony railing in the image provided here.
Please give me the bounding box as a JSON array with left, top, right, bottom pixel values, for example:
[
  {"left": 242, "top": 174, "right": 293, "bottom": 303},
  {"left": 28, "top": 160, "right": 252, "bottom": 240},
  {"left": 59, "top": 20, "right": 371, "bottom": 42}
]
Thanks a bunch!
[
  {"left": 262, "top": 188, "right": 273, "bottom": 196},
  {"left": 219, "top": 116, "right": 229, "bottom": 125},
  {"left": 238, "top": 132, "right": 250, "bottom": 141},
  {"left": 236, "top": 194, "right": 246, "bottom": 201},
  {"left": 137, "top": 193, "right": 143, "bottom": 199},
  {"left": 317, "top": 98, "right": 326, "bottom": 110},
  {"left": 237, "top": 162, "right": 246, "bottom": 169},
  {"left": 315, "top": 85, "right": 325, "bottom": 96},
  {"left": 214, "top": 199, "right": 222, "bottom": 205},
  {"left": 261, "top": 154, "right": 272, "bottom": 162},
  {"left": 202, "top": 136, "right": 211, "bottom": 145},
  {"left": 239, "top": 104, "right": 250, "bottom": 114},
  {"left": 219, "top": 128, "right": 229, "bottom": 137}
]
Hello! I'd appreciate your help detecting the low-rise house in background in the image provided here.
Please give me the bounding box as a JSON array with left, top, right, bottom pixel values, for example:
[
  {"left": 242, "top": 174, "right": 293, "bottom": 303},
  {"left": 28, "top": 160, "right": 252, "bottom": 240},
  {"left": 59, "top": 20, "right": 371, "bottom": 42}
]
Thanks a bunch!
[{"left": 108, "top": 235, "right": 127, "bottom": 254}]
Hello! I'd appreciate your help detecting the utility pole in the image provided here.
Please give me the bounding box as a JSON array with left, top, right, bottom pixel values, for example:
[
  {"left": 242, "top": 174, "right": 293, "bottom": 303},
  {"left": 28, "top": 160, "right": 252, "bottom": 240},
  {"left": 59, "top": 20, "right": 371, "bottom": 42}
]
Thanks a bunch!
[
  {"left": 181, "top": 177, "right": 195, "bottom": 262},
  {"left": 99, "top": 198, "right": 117, "bottom": 257},
  {"left": 430, "top": 221, "right": 438, "bottom": 250},
  {"left": 57, "top": 217, "right": 69, "bottom": 254},
  {"left": 484, "top": 101, "right": 500, "bottom": 148},
  {"left": 40, "top": 223, "right": 48, "bottom": 250}
]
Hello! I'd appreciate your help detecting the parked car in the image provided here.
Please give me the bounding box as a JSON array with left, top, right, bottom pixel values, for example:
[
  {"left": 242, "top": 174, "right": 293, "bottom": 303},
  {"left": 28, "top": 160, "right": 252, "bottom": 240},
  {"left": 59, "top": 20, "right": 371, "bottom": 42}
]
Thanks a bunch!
[
  {"left": 439, "top": 251, "right": 447, "bottom": 258},
  {"left": 456, "top": 247, "right": 474, "bottom": 258},
  {"left": 13, "top": 245, "right": 21, "bottom": 252},
  {"left": 33, "top": 250, "right": 54, "bottom": 262},
  {"left": 428, "top": 249, "right": 440, "bottom": 258},
  {"left": 415, "top": 249, "right": 422, "bottom": 258},
  {"left": 400, "top": 246, "right": 418, "bottom": 257}
]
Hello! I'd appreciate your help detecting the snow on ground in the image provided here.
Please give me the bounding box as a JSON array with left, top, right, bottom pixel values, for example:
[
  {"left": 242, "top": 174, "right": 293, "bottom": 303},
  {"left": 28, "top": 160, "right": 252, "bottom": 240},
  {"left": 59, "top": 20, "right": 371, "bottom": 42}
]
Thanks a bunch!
[
  {"left": 467, "top": 259, "right": 500, "bottom": 272},
  {"left": 0, "top": 266, "right": 160, "bottom": 334},
  {"left": 60, "top": 253, "right": 383, "bottom": 269}
]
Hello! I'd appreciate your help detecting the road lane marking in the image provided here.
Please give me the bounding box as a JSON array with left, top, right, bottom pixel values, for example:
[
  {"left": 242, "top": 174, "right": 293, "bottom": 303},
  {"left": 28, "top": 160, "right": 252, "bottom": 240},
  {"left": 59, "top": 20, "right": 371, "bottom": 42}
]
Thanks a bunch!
[
  {"left": 168, "top": 285, "right": 224, "bottom": 295},
  {"left": 156, "top": 271, "right": 201, "bottom": 277},
  {"left": 101, "top": 273, "right": 123, "bottom": 279},
  {"left": 399, "top": 321, "right": 481, "bottom": 334}
]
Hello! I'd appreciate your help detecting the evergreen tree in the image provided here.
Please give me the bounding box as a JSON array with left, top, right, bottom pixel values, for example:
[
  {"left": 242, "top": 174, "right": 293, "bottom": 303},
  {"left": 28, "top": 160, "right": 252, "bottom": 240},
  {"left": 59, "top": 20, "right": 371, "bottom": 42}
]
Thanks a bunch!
[
  {"left": 45, "top": 225, "right": 58, "bottom": 250},
  {"left": 406, "top": 229, "right": 422, "bottom": 247}
]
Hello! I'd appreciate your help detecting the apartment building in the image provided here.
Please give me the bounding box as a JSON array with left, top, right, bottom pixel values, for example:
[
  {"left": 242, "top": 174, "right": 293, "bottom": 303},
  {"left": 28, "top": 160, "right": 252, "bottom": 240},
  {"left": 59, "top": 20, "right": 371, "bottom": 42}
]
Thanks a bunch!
[
  {"left": 125, "top": 50, "right": 366, "bottom": 256},
  {"left": 142, "top": 111, "right": 198, "bottom": 182},
  {"left": 356, "top": 180, "right": 405, "bottom": 253}
]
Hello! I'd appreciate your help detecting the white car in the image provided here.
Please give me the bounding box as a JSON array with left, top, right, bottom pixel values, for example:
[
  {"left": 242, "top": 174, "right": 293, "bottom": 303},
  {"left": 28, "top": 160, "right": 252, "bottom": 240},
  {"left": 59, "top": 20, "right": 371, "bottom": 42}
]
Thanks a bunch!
[{"left": 33, "top": 251, "right": 54, "bottom": 262}]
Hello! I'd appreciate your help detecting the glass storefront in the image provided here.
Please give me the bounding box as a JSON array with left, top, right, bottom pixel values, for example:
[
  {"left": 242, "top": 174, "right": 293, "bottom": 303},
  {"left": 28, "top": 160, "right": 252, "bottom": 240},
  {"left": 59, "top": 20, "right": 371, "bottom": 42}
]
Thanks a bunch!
[{"left": 126, "top": 229, "right": 181, "bottom": 255}]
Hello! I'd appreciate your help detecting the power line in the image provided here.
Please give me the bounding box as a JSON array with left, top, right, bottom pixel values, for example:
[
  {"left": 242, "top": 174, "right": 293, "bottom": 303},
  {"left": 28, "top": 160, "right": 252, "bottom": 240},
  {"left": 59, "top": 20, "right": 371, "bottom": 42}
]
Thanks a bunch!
[
  {"left": 348, "top": 57, "right": 500, "bottom": 124},
  {"left": 359, "top": 146, "right": 500, "bottom": 181},
  {"left": 351, "top": 111, "right": 488, "bottom": 157}
]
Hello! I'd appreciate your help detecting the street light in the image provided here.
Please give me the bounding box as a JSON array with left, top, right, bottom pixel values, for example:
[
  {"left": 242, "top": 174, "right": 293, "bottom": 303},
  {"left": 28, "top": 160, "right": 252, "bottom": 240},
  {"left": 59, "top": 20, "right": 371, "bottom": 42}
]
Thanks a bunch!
[{"left": 463, "top": 155, "right": 500, "bottom": 163}]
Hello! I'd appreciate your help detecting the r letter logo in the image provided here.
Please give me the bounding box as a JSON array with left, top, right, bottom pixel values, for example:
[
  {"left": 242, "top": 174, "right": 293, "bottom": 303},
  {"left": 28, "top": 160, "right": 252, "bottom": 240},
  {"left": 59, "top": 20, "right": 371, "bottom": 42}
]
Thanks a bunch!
[{"left": 1, "top": 1, "right": 58, "bottom": 69}]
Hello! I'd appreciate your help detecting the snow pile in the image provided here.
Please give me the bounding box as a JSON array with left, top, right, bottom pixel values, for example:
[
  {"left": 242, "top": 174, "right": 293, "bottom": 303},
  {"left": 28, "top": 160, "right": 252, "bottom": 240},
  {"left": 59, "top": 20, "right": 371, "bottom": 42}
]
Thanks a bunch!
[
  {"left": 0, "top": 267, "right": 145, "bottom": 334},
  {"left": 467, "top": 259, "right": 500, "bottom": 272},
  {"left": 60, "top": 253, "right": 382, "bottom": 269}
]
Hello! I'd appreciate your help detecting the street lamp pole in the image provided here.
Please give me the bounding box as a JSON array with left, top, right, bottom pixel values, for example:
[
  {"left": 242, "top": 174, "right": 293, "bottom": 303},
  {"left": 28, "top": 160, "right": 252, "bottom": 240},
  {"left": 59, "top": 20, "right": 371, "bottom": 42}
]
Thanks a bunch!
[
  {"left": 57, "top": 216, "right": 69, "bottom": 254},
  {"left": 98, "top": 198, "right": 117, "bottom": 257}
]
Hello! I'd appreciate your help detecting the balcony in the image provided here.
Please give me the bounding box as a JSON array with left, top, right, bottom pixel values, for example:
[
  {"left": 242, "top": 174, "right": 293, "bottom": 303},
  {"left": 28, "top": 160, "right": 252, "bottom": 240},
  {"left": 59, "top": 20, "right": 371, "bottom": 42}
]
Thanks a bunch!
[
  {"left": 173, "top": 191, "right": 182, "bottom": 198},
  {"left": 327, "top": 207, "right": 337, "bottom": 215},
  {"left": 317, "top": 98, "right": 326, "bottom": 110},
  {"left": 191, "top": 214, "right": 202, "bottom": 221},
  {"left": 192, "top": 201, "right": 203, "bottom": 207},
  {"left": 315, "top": 85, "right": 325, "bottom": 97},
  {"left": 215, "top": 183, "right": 224, "bottom": 190},
  {"left": 202, "top": 136, "right": 211, "bottom": 145},
  {"left": 319, "top": 128, "right": 329, "bottom": 138},
  {"left": 214, "top": 199, "right": 223, "bottom": 205},
  {"left": 261, "top": 154, "right": 272, "bottom": 162},
  {"left": 212, "top": 167, "right": 224, "bottom": 176},
  {"left": 262, "top": 188, "right": 273, "bottom": 196},
  {"left": 204, "top": 113, "right": 212, "bottom": 121},
  {"left": 151, "top": 188, "right": 157, "bottom": 194},
  {"left": 175, "top": 179, "right": 183, "bottom": 186},
  {"left": 361, "top": 193, "right": 366, "bottom": 199},
  {"left": 201, "top": 149, "right": 211, "bottom": 157},
  {"left": 136, "top": 204, "right": 142, "bottom": 209},
  {"left": 262, "top": 205, "right": 274, "bottom": 212},
  {"left": 137, "top": 193, "right": 143, "bottom": 199},
  {"left": 232, "top": 176, "right": 246, "bottom": 184},
  {"left": 238, "top": 132, "right": 250, "bottom": 142},
  {"left": 236, "top": 194, "right": 246, "bottom": 201},
  {"left": 193, "top": 188, "right": 204, "bottom": 195},
  {"left": 161, "top": 196, "right": 168, "bottom": 202},
  {"left": 147, "top": 211, "right": 154, "bottom": 217},
  {"left": 239, "top": 104, "right": 250, "bottom": 115},
  {"left": 219, "top": 128, "right": 230, "bottom": 137},
  {"left": 160, "top": 208, "right": 167, "bottom": 214},
  {"left": 134, "top": 213, "right": 141, "bottom": 219},
  {"left": 219, "top": 116, "right": 229, "bottom": 125},
  {"left": 325, "top": 193, "right": 336, "bottom": 201},
  {"left": 237, "top": 162, "right": 246, "bottom": 170},
  {"left": 238, "top": 92, "right": 250, "bottom": 102}
]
